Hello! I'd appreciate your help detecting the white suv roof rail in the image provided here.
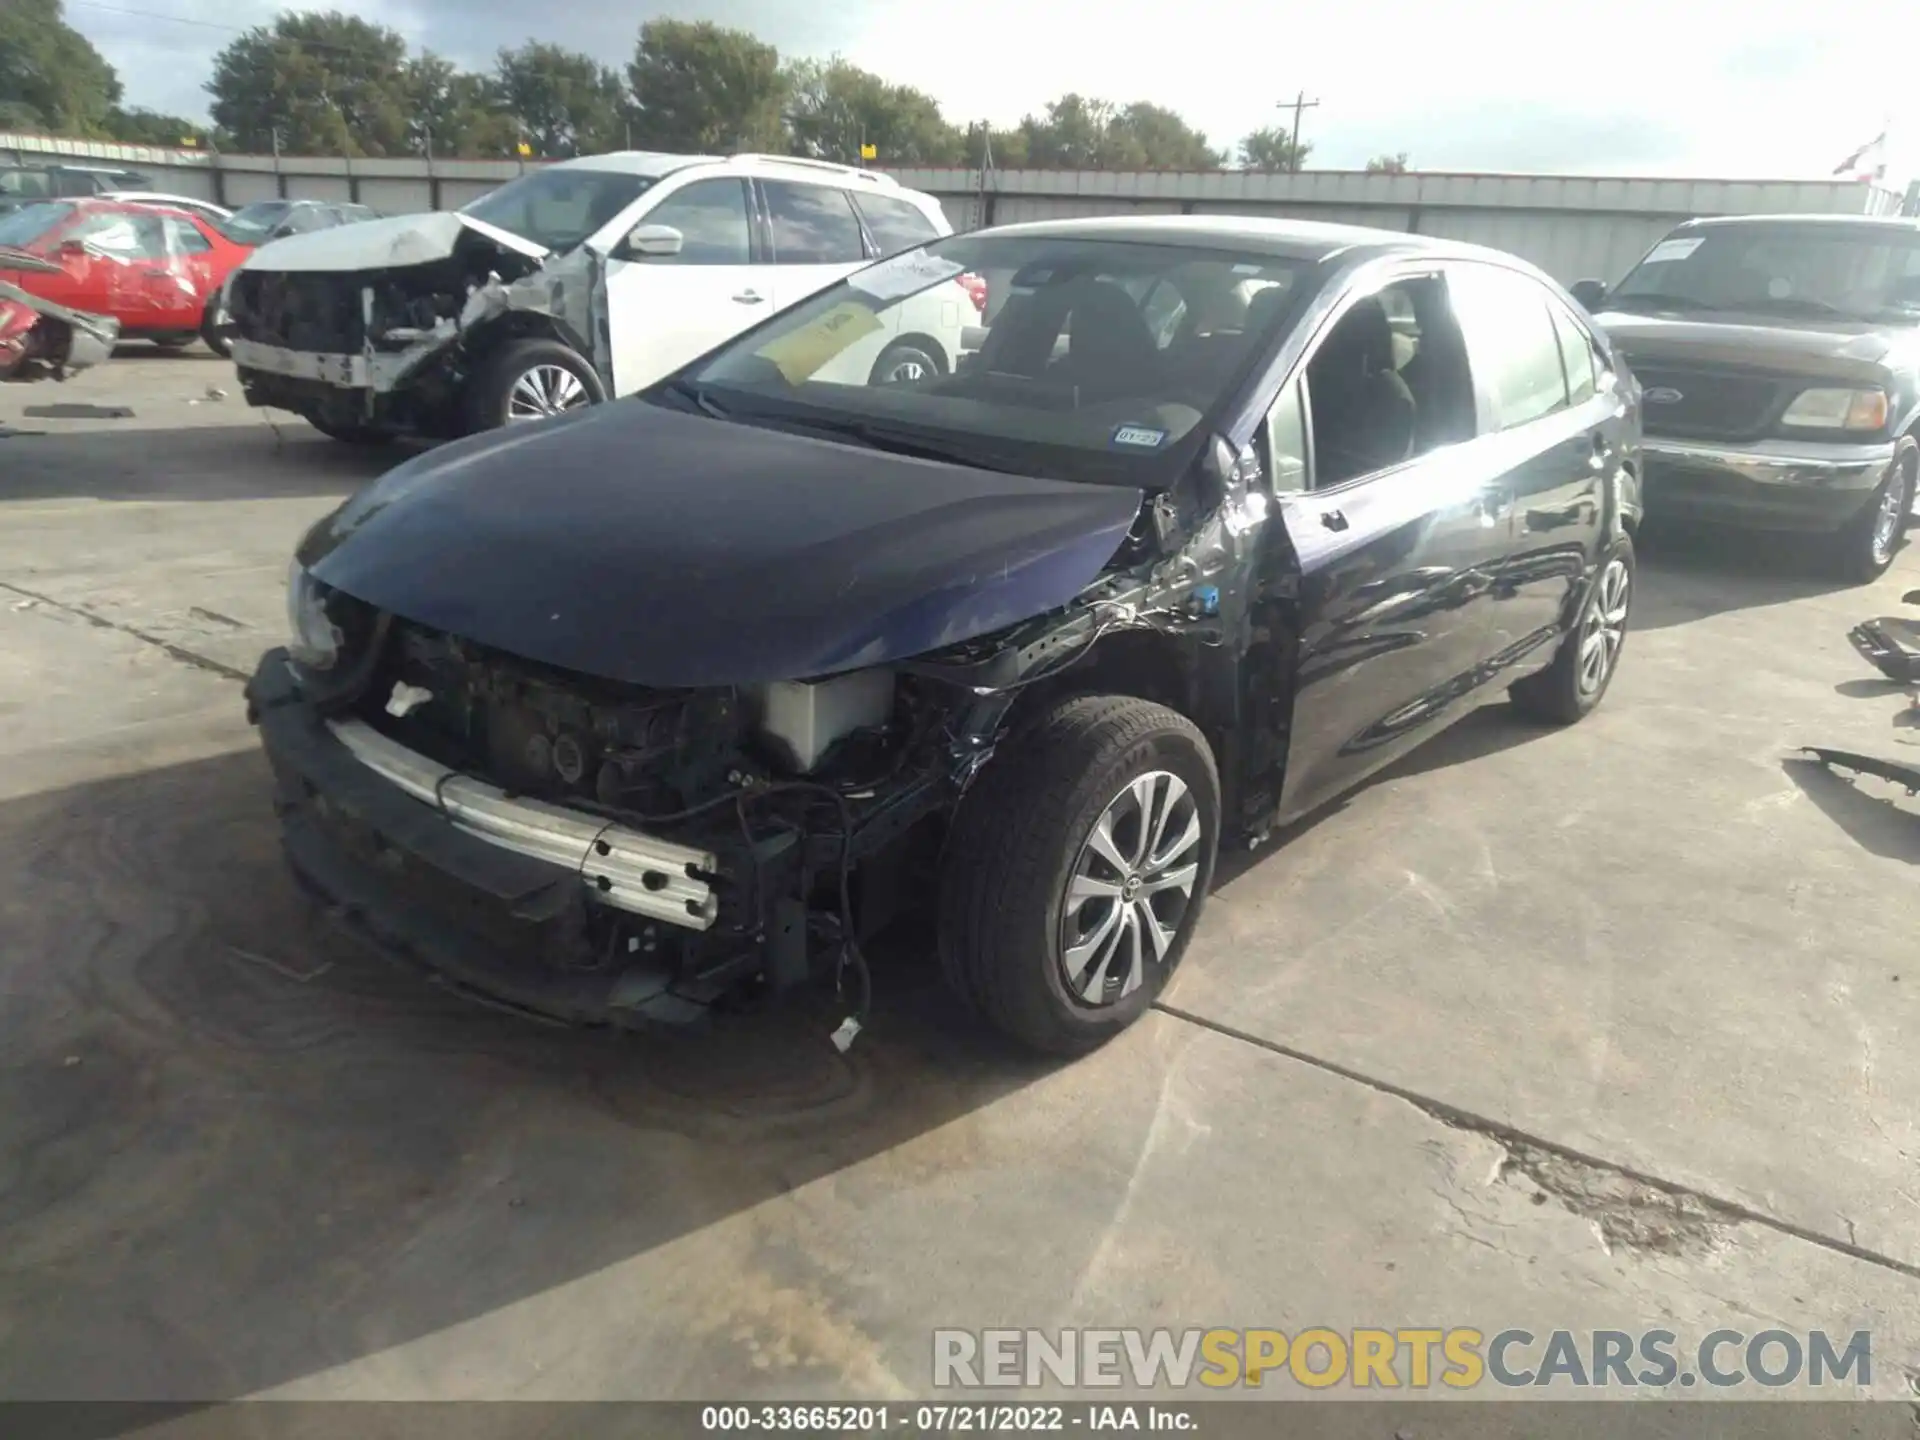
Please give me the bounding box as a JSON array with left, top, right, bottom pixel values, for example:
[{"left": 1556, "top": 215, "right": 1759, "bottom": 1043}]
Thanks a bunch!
[{"left": 725, "top": 153, "right": 897, "bottom": 187}]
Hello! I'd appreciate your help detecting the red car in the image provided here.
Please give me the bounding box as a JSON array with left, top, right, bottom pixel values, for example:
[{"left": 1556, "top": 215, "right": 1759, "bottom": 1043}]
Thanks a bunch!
[{"left": 0, "top": 197, "right": 252, "bottom": 356}]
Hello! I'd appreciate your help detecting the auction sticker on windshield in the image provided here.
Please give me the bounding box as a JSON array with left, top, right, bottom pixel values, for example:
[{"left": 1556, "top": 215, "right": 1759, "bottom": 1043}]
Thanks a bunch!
[
  {"left": 1643, "top": 236, "right": 1705, "bottom": 264},
  {"left": 1113, "top": 423, "right": 1168, "bottom": 449},
  {"left": 849, "top": 247, "right": 965, "bottom": 302},
  {"left": 754, "top": 301, "right": 884, "bottom": 384}
]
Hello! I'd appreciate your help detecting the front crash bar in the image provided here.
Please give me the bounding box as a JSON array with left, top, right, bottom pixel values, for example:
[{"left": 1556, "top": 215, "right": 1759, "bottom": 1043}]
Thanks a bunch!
[{"left": 328, "top": 718, "right": 719, "bottom": 930}]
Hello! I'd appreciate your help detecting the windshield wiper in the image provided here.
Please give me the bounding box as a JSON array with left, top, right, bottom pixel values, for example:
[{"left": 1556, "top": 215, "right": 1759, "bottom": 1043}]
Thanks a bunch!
[
  {"left": 1735, "top": 295, "right": 1847, "bottom": 318},
  {"left": 1608, "top": 292, "right": 1721, "bottom": 313},
  {"left": 658, "top": 378, "right": 729, "bottom": 420},
  {"left": 775, "top": 413, "right": 1023, "bottom": 473}
]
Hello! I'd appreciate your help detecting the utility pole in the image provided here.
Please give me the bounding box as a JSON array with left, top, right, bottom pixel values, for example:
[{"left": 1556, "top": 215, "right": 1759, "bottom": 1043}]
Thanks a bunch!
[{"left": 1280, "top": 90, "right": 1320, "bottom": 172}]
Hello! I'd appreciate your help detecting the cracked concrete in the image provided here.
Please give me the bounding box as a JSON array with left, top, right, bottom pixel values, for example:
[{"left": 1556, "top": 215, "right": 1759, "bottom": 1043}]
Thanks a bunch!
[{"left": 1, "top": 357, "right": 1918, "bottom": 1405}]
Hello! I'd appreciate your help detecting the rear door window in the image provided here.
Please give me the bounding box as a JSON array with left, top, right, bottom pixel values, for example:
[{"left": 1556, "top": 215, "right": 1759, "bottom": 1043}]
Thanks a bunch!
[
  {"left": 1449, "top": 264, "right": 1570, "bottom": 432},
  {"left": 852, "top": 193, "right": 940, "bottom": 257},
  {"left": 763, "top": 181, "right": 866, "bottom": 265},
  {"left": 1550, "top": 304, "right": 1600, "bottom": 405}
]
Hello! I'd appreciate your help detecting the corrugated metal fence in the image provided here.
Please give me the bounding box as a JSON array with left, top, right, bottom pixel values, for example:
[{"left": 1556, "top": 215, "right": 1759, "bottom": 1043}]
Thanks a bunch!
[{"left": 4, "top": 130, "right": 1908, "bottom": 283}]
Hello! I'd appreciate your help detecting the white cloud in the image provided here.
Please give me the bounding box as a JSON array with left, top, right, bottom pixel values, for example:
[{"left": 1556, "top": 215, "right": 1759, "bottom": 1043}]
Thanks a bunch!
[{"left": 76, "top": 0, "right": 1919, "bottom": 182}]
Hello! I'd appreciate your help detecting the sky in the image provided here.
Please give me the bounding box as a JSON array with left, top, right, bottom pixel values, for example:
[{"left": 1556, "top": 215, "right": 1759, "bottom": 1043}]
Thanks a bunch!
[{"left": 65, "top": 0, "right": 1920, "bottom": 181}]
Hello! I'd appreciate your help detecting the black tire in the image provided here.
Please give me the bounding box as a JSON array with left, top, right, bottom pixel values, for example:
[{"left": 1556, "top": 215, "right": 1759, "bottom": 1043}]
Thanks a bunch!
[
  {"left": 1510, "top": 533, "right": 1635, "bottom": 725},
  {"left": 200, "top": 300, "right": 233, "bottom": 358},
  {"left": 150, "top": 334, "right": 194, "bottom": 352},
  {"left": 938, "top": 694, "right": 1220, "bottom": 1056},
  {"left": 868, "top": 338, "right": 944, "bottom": 387},
  {"left": 1832, "top": 448, "right": 1915, "bottom": 585},
  {"left": 302, "top": 412, "right": 395, "bottom": 446},
  {"left": 465, "top": 338, "right": 604, "bottom": 433}
]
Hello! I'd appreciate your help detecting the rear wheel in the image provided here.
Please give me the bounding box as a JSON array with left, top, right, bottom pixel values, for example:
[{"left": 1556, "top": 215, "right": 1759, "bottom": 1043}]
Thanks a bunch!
[
  {"left": 466, "top": 339, "right": 604, "bottom": 432},
  {"left": 1510, "top": 534, "right": 1634, "bottom": 725},
  {"left": 939, "top": 695, "right": 1220, "bottom": 1056},
  {"left": 868, "top": 339, "right": 943, "bottom": 386},
  {"left": 1833, "top": 450, "right": 1914, "bottom": 584}
]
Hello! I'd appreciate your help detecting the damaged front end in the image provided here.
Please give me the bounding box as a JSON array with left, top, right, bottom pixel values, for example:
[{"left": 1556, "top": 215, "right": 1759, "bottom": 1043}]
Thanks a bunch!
[
  {"left": 0, "top": 274, "right": 118, "bottom": 382},
  {"left": 245, "top": 412, "right": 1282, "bottom": 1032},
  {"left": 227, "top": 213, "right": 601, "bottom": 436}
]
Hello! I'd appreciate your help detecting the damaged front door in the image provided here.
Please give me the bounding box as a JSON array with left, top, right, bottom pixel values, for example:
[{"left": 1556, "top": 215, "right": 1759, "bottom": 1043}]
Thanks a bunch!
[{"left": 602, "top": 178, "right": 776, "bottom": 395}]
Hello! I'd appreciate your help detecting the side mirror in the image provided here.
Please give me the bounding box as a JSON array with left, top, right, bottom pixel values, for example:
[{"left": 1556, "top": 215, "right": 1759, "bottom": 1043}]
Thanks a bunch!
[
  {"left": 623, "top": 223, "right": 683, "bottom": 259},
  {"left": 1569, "top": 278, "right": 1608, "bottom": 311}
]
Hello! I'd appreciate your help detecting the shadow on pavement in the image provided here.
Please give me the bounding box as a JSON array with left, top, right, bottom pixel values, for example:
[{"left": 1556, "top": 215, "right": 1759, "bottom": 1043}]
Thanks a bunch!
[
  {"left": 1631, "top": 521, "right": 1857, "bottom": 631},
  {"left": 0, "top": 748, "right": 1044, "bottom": 1399},
  {"left": 0, "top": 422, "right": 401, "bottom": 503},
  {"left": 1782, "top": 754, "right": 1920, "bottom": 863}
]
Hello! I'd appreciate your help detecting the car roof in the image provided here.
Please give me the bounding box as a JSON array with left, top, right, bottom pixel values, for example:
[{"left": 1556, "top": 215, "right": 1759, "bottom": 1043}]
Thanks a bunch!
[
  {"left": 966, "top": 213, "right": 1506, "bottom": 266},
  {"left": 1674, "top": 213, "right": 1920, "bottom": 235},
  {"left": 542, "top": 149, "right": 921, "bottom": 197}
]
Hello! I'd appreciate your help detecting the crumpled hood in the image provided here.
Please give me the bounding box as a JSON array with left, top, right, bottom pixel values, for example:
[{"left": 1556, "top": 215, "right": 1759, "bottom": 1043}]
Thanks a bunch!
[
  {"left": 1595, "top": 309, "right": 1917, "bottom": 385},
  {"left": 239, "top": 210, "right": 548, "bottom": 274},
  {"left": 299, "top": 402, "right": 1144, "bottom": 687}
]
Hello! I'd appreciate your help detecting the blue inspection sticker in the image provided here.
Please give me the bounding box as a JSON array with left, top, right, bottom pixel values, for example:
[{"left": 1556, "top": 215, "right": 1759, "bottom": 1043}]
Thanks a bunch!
[{"left": 1112, "top": 423, "right": 1168, "bottom": 450}]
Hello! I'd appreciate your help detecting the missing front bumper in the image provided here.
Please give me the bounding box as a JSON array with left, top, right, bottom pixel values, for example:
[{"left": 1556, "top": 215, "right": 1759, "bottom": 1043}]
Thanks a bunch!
[{"left": 245, "top": 650, "right": 724, "bottom": 1029}]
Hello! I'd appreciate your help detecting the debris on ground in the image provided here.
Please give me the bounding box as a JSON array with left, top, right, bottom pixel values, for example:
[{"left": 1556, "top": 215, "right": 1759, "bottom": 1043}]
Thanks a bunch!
[{"left": 22, "top": 403, "right": 135, "bottom": 420}]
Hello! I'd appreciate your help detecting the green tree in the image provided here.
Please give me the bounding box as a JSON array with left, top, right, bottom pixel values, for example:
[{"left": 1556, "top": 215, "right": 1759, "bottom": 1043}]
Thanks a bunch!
[
  {"left": 103, "top": 107, "right": 210, "bottom": 147},
  {"left": 783, "top": 58, "right": 963, "bottom": 165},
  {"left": 496, "top": 42, "right": 627, "bottom": 158},
  {"left": 0, "top": 0, "right": 122, "bottom": 136},
  {"left": 965, "top": 124, "right": 1029, "bottom": 169},
  {"left": 1017, "top": 95, "right": 1221, "bottom": 169},
  {"left": 1365, "top": 152, "right": 1410, "bottom": 174},
  {"left": 207, "top": 11, "right": 414, "bottom": 156},
  {"left": 1239, "top": 125, "right": 1310, "bottom": 172},
  {"left": 406, "top": 54, "right": 519, "bottom": 158},
  {"left": 627, "top": 19, "right": 785, "bottom": 153}
]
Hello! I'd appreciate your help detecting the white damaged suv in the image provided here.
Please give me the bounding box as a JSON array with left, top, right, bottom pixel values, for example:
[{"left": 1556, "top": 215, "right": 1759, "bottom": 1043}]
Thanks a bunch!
[{"left": 223, "top": 152, "right": 974, "bottom": 442}]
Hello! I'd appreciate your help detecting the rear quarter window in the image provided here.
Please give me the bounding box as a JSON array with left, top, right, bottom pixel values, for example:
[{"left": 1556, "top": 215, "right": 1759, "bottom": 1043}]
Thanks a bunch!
[{"left": 853, "top": 193, "right": 941, "bottom": 257}]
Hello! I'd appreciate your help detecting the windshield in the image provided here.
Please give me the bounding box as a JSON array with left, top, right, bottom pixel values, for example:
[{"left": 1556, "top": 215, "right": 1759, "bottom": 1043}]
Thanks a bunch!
[
  {"left": 681, "top": 234, "right": 1307, "bottom": 483},
  {"left": 223, "top": 201, "right": 291, "bottom": 242},
  {"left": 0, "top": 202, "right": 75, "bottom": 249},
  {"left": 462, "top": 169, "right": 655, "bottom": 252},
  {"left": 1610, "top": 224, "right": 1920, "bottom": 322}
]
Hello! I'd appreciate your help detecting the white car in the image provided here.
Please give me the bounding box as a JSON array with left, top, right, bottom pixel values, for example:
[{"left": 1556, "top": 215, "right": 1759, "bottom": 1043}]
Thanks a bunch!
[
  {"left": 100, "top": 192, "right": 234, "bottom": 226},
  {"left": 219, "top": 152, "right": 977, "bottom": 442}
]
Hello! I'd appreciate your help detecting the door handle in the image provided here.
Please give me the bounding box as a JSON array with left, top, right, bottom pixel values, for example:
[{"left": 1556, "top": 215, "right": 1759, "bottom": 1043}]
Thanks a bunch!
[
  {"left": 732, "top": 290, "right": 765, "bottom": 304},
  {"left": 1320, "top": 509, "right": 1349, "bottom": 532}
]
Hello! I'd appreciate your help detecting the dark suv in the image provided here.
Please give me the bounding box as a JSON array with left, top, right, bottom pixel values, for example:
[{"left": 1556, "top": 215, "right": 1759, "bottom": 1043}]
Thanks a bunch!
[{"left": 1572, "top": 215, "right": 1919, "bottom": 581}]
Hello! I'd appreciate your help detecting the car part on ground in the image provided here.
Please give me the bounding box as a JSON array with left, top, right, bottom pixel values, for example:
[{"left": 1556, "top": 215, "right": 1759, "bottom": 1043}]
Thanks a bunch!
[
  {"left": 1850, "top": 612, "right": 1920, "bottom": 684},
  {"left": 1578, "top": 215, "right": 1920, "bottom": 584},
  {"left": 1802, "top": 746, "right": 1920, "bottom": 793},
  {"left": 0, "top": 278, "right": 118, "bottom": 381},
  {"left": 247, "top": 216, "right": 1641, "bottom": 1056}
]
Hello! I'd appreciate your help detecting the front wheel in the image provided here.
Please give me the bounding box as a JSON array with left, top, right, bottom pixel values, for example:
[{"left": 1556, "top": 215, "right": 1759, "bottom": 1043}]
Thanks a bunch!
[
  {"left": 200, "top": 299, "right": 233, "bottom": 358},
  {"left": 1833, "top": 450, "right": 1914, "bottom": 584},
  {"left": 938, "top": 695, "right": 1220, "bottom": 1056},
  {"left": 1510, "top": 533, "right": 1635, "bottom": 725},
  {"left": 466, "top": 339, "right": 604, "bottom": 432}
]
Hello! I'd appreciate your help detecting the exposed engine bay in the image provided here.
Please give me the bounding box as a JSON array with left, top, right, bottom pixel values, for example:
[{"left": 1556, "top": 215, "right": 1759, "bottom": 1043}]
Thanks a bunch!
[{"left": 225, "top": 217, "right": 596, "bottom": 435}]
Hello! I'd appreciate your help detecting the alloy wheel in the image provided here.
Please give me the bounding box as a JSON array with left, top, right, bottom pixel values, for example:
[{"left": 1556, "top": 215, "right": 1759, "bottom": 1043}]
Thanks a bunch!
[
  {"left": 884, "top": 355, "right": 930, "bottom": 383},
  {"left": 1578, "top": 556, "right": 1631, "bottom": 696},
  {"left": 507, "top": 364, "right": 590, "bottom": 422},
  {"left": 1869, "top": 472, "right": 1907, "bottom": 568},
  {"left": 1059, "top": 770, "right": 1202, "bottom": 1006}
]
